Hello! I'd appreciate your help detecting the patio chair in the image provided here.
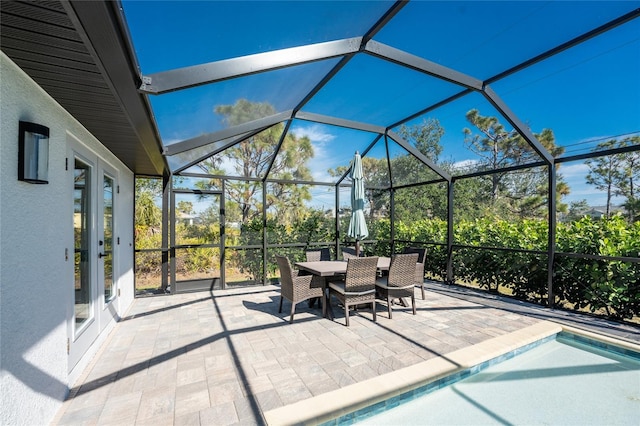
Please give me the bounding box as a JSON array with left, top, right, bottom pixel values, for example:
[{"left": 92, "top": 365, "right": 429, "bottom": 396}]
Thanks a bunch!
[
  {"left": 328, "top": 256, "right": 378, "bottom": 326},
  {"left": 403, "top": 247, "right": 427, "bottom": 300},
  {"left": 275, "top": 255, "right": 325, "bottom": 323},
  {"left": 304, "top": 248, "right": 332, "bottom": 308},
  {"left": 306, "top": 247, "right": 331, "bottom": 262},
  {"left": 341, "top": 246, "right": 361, "bottom": 260},
  {"left": 376, "top": 253, "right": 419, "bottom": 319}
]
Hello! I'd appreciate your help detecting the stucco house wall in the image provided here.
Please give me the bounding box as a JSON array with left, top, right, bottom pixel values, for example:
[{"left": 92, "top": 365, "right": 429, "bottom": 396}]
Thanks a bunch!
[{"left": 1, "top": 52, "right": 135, "bottom": 425}]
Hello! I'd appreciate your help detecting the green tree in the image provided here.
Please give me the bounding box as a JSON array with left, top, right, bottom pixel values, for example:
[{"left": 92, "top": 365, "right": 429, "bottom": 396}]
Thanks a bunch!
[
  {"left": 361, "top": 157, "right": 391, "bottom": 220},
  {"left": 197, "top": 99, "right": 315, "bottom": 224},
  {"left": 616, "top": 137, "right": 640, "bottom": 222},
  {"left": 397, "top": 118, "right": 444, "bottom": 162},
  {"left": 135, "top": 177, "right": 162, "bottom": 229},
  {"left": 453, "top": 176, "right": 494, "bottom": 221},
  {"left": 393, "top": 119, "right": 448, "bottom": 221},
  {"left": 463, "top": 109, "right": 568, "bottom": 218},
  {"left": 585, "top": 140, "right": 628, "bottom": 217},
  {"left": 176, "top": 201, "right": 194, "bottom": 215},
  {"left": 623, "top": 197, "right": 640, "bottom": 223},
  {"left": 565, "top": 199, "right": 590, "bottom": 222},
  {"left": 134, "top": 178, "right": 163, "bottom": 287},
  {"left": 329, "top": 119, "right": 447, "bottom": 221},
  {"left": 463, "top": 109, "right": 523, "bottom": 201},
  {"left": 328, "top": 155, "right": 390, "bottom": 220}
]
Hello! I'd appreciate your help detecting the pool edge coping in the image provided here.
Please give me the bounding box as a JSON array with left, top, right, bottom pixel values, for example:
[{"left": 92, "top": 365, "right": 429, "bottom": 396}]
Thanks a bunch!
[
  {"left": 263, "top": 320, "right": 564, "bottom": 426},
  {"left": 556, "top": 322, "right": 640, "bottom": 353}
]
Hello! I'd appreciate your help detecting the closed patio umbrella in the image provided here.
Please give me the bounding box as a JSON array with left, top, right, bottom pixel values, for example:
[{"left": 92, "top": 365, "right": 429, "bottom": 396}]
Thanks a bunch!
[{"left": 347, "top": 151, "right": 368, "bottom": 256}]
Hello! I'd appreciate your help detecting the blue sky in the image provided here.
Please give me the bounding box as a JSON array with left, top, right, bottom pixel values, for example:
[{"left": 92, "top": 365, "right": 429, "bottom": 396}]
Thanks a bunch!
[{"left": 123, "top": 1, "right": 640, "bottom": 207}]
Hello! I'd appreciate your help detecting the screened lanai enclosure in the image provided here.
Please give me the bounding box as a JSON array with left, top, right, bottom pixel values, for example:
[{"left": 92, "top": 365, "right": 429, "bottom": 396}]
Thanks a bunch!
[{"left": 128, "top": 1, "right": 640, "bottom": 323}]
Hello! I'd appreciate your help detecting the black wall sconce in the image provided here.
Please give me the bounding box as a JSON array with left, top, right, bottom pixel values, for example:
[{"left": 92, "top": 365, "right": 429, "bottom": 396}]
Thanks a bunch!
[{"left": 18, "top": 121, "right": 49, "bottom": 184}]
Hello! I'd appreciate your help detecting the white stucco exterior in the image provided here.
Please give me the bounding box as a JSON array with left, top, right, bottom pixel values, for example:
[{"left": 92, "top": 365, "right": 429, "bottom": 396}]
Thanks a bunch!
[{"left": 1, "top": 52, "right": 136, "bottom": 425}]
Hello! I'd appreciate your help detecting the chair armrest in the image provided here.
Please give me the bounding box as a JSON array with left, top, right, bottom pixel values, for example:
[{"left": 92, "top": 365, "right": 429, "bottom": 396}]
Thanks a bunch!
[{"left": 292, "top": 273, "right": 314, "bottom": 286}]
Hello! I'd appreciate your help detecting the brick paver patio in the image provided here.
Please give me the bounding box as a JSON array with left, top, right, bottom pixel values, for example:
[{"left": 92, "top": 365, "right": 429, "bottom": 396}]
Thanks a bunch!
[{"left": 52, "top": 283, "right": 636, "bottom": 425}]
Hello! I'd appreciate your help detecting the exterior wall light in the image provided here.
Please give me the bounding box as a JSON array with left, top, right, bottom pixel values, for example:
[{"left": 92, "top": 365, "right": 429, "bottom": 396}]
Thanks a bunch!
[{"left": 18, "top": 121, "right": 49, "bottom": 184}]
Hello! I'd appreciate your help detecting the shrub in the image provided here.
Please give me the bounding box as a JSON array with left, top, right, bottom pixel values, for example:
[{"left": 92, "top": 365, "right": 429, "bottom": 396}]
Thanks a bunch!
[{"left": 394, "top": 214, "right": 638, "bottom": 320}]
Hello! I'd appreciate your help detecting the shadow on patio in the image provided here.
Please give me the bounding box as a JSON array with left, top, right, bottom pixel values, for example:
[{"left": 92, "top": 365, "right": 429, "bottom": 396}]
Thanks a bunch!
[{"left": 52, "top": 285, "right": 591, "bottom": 425}]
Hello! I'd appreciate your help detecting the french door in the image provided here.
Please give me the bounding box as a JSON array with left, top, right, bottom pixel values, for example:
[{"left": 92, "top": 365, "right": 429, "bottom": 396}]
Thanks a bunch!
[
  {"left": 98, "top": 163, "right": 118, "bottom": 329},
  {"left": 68, "top": 143, "right": 119, "bottom": 370}
]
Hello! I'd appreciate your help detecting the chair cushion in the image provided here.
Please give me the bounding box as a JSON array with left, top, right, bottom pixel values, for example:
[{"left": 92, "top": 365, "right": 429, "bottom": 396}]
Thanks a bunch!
[
  {"left": 330, "top": 281, "right": 375, "bottom": 296},
  {"left": 328, "top": 281, "right": 346, "bottom": 294},
  {"left": 376, "top": 277, "right": 414, "bottom": 291}
]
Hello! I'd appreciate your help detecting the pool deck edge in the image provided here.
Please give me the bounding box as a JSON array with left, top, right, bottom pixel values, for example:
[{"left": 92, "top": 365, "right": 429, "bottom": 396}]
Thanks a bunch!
[
  {"left": 557, "top": 323, "right": 640, "bottom": 353},
  {"left": 263, "top": 321, "right": 562, "bottom": 426}
]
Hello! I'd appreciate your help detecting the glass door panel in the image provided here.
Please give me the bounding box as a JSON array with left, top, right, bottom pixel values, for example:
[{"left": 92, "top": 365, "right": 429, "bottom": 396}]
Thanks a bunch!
[
  {"left": 101, "top": 173, "right": 114, "bottom": 302},
  {"left": 69, "top": 146, "right": 100, "bottom": 371},
  {"left": 74, "top": 158, "right": 92, "bottom": 330}
]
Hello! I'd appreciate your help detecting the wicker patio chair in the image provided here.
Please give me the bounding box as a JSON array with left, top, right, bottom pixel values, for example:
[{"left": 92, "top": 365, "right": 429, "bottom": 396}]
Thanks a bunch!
[
  {"left": 341, "top": 246, "right": 360, "bottom": 260},
  {"left": 328, "top": 256, "right": 378, "bottom": 326},
  {"left": 376, "top": 253, "right": 419, "bottom": 319},
  {"left": 304, "top": 248, "right": 332, "bottom": 308},
  {"left": 403, "top": 247, "right": 427, "bottom": 300},
  {"left": 275, "top": 255, "right": 325, "bottom": 323},
  {"left": 305, "top": 247, "right": 331, "bottom": 262}
]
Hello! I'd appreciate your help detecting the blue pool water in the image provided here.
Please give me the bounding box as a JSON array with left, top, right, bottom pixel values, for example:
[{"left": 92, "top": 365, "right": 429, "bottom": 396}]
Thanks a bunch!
[{"left": 340, "top": 333, "right": 640, "bottom": 425}]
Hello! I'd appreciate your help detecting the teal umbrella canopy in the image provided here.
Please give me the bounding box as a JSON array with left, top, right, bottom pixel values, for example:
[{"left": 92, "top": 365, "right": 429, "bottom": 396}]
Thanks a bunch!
[{"left": 347, "top": 151, "right": 368, "bottom": 254}]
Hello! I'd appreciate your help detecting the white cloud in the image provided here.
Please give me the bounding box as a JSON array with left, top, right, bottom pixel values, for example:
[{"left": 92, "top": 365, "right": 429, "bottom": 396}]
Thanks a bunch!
[
  {"left": 310, "top": 164, "right": 333, "bottom": 183},
  {"left": 451, "top": 159, "right": 479, "bottom": 172},
  {"left": 290, "top": 124, "right": 336, "bottom": 144},
  {"left": 559, "top": 162, "right": 589, "bottom": 178},
  {"left": 558, "top": 161, "right": 628, "bottom": 206},
  {"left": 290, "top": 124, "right": 337, "bottom": 183}
]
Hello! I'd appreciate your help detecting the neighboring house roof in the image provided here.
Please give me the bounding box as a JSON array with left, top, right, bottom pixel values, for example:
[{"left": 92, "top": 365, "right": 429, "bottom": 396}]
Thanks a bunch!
[
  {"left": 177, "top": 212, "right": 197, "bottom": 219},
  {"left": 585, "top": 208, "right": 605, "bottom": 217},
  {"left": 0, "top": 1, "right": 166, "bottom": 176},
  {"left": 591, "top": 205, "right": 626, "bottom": 213}
]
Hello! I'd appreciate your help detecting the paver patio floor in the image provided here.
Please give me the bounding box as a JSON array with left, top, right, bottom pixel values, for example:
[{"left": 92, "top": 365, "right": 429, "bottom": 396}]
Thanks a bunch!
[{"left": 52, "top": 283, "right": 637, "bottom": 425}]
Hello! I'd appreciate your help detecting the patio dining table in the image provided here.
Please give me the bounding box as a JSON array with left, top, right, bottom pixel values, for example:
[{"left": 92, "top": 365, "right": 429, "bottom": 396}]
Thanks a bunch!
[
  {"left": 296, "top": 257, "right": 391, "bottom": 319},
  {"left": 296, "top": 257, "right": 391, "bottom": 277}
]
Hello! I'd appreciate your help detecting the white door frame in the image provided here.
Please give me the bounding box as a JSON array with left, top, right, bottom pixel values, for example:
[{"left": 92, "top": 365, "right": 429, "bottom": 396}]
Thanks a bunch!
[
  {"left": 68, "top": 142, "right": 99, "bottom": 371},
  {"left": 98, "top": 160, "right": 120, "bottom": 329},
  {"left": 67, "top": 140, "right": 121, "bottom": 371}
]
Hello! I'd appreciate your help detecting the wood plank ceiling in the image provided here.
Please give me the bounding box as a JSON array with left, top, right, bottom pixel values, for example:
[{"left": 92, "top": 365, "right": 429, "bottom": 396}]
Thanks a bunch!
[{"left": 1, "top": 0, "right": 166, "bottom": 176}]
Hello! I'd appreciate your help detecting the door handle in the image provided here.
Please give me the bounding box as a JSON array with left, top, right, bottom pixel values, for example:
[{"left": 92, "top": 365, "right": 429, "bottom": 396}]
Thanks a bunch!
[{"left": 98, "top": 252, "right": 106, "bottom": 259}]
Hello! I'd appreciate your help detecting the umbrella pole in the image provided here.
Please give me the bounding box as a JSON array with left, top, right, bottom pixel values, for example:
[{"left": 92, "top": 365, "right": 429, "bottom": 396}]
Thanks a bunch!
[{"left": 355, "top": 240, "right": 360, "bottom": 257}]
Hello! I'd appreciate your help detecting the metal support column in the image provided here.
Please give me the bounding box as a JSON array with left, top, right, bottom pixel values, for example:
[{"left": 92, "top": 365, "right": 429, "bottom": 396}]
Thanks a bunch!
[
  {"left": 447, "top": 180, "right": 454, "bottom": 283},
  {"left": 390, "top": 189, "right": 396, "bottom": 254},
  {"left": 161, "top": 173, "right": 170, "bottom": 293},
  {"left": 262, "top": 180, "right": 268, "bottom": 285},
  {"left": 335, "top": 185, "right": 340, "bottom": 258},
  {"left": 547, "top": 165, "right": 557, "bottom": 308},
  {"left": 220, "top": 179, "right": 226, "bottom": 289},
  {"left": 168, "top": 176, "right": 176, "bottom": 294}
]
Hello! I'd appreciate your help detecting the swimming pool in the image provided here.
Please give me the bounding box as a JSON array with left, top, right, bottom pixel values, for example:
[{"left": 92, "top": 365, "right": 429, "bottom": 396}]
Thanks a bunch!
[
  {"left": 262, "top": 322, "right": 639, "bottom": 426},
  {"left": 348, "top": 332, "right": 640, "bottom": 425}
]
